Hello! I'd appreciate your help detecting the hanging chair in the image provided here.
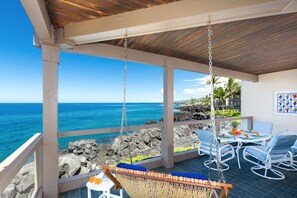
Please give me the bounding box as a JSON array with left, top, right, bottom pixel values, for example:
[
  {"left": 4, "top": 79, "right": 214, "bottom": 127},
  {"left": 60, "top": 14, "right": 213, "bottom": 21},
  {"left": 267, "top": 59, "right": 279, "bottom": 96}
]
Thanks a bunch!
[
  {"left": 103, "top": 25, "right": 233, "bottom": 198},
  {"left": 102, "top": 165, "right": 232, "bottom": 198}
]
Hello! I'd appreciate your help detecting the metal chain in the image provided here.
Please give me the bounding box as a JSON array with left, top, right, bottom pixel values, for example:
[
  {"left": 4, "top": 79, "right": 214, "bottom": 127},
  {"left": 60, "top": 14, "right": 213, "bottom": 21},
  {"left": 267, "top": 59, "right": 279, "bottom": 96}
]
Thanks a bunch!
[
  {"left": 207, "top": 24, "right": 214, "bottom": 182},
  {"left": 207, "top": 24, "right": 226, "bottom": 183},
  {"left": 120, "top": 33, "right": 128, "bottom": 137},
  {"left": 120, "top": 33, "right": 133, "bottom": 164}
]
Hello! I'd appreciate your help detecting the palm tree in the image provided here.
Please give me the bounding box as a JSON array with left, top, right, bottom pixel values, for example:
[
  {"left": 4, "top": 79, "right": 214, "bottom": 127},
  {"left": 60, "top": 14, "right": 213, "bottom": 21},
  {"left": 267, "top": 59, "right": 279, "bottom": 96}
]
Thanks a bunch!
[
  {"left": 206, "top": 76, "right": 221, "bottom": 88},
  {"left": 224, "top": 78, "right": 241, "bottom": 111},
  {"left": 200, "top": 95, "right": 210, "bottom": 109},
  {"left": 214, "top": 87, "right": 227, "bottom": 109},
  {"left": 206, "top": 76, "right": 224, "bottom": 111},
  {"left": 190, "top": 98, "right": 199, "bottom": 105}
]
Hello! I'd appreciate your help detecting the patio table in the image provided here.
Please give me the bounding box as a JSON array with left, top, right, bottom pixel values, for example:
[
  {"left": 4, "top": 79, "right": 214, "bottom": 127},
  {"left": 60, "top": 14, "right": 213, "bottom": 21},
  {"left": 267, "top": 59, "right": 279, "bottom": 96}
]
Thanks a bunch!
[
  {"left": 86, "top": 172, "right": 123, "bottom": 198},
  {"left": 217, "top": 131, "right": 271, "bottom": 169}
]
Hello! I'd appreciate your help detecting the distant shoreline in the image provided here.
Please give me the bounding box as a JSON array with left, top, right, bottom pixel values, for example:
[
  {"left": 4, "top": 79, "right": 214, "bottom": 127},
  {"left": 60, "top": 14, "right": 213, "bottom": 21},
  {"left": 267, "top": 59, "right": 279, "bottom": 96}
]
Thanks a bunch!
[{"left": 0, "top": 101, "right": 187, "bottom": 104}]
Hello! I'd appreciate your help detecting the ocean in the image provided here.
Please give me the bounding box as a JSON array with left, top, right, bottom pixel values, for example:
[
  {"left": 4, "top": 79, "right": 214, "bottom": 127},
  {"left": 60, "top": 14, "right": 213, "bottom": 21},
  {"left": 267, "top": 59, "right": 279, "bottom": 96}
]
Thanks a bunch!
[{"left": 0, "top": 103, "right": 166, "bottom": 162}]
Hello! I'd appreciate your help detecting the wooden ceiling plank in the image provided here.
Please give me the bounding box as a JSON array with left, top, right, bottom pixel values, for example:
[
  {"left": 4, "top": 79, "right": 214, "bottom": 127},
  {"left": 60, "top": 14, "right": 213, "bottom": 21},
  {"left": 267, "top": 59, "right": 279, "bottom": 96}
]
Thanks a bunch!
[
  {"left": 99, "top": 12, "right": 297, "bottom": 75},
  {"left": 62, "top": 0, "right": 297, "bottom": 44}
]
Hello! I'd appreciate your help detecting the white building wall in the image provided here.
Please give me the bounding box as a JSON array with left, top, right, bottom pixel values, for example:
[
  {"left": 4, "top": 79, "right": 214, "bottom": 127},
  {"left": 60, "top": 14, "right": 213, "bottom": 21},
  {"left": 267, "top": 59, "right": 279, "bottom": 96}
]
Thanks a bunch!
[{"left": 241, "top": 69, "right": 297, "bottom": 133}]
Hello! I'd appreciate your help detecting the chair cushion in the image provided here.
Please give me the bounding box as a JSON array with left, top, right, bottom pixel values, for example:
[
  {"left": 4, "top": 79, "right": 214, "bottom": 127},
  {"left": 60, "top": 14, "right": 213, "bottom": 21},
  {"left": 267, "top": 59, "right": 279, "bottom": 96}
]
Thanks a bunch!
[
  {"left": 245, "top": 146, "right": 267, "bottom": 162},
  {"left": 117, "top": 163, "right": 147, "bottom": 172},
  {"left": 200, "top": 143, "right": 233, "bottom": 155},
  {"left": 171, "top": 172, "right": 208, "bottom": 180}
]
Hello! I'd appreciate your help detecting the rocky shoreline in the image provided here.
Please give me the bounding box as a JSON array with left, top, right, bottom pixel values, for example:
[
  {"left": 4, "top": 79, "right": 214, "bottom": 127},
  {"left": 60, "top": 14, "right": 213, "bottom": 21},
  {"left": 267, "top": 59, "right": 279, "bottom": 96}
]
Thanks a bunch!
[{"left": 2, "top": 105, "right": 222, "bottom": 198}]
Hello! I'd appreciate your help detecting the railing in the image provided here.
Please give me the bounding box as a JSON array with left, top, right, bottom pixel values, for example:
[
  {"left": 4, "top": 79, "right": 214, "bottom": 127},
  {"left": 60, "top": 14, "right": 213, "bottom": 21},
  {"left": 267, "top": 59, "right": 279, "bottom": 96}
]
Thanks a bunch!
[
  {"left": 57, "top": 116, "right": 252, "bottom": 193},
  {"left": 0, "top": 133, "right": 43, "bottom": 198},
  {"left": 58, "top": 116, "right": 252, "bottom": 138},
  {"left": 0, "top": 117, "right": 252, "bottom": 195},
  {"left": 59, "top": 123, "right": 163, "bottom": 137},
  {"left": 173, "top": 116, "right": 252, "bottom": 129}
]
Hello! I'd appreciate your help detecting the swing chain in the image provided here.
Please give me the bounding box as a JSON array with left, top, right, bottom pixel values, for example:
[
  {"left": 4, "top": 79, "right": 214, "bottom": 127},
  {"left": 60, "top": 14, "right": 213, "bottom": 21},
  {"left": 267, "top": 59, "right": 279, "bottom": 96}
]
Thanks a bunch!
[
  {"left": 207, "top": 24, "right": 214, "bottom": 182},
  {"left": 120, "top": 33, "right": 133, "bottom": 164},
  {"left": 207, "top": 24, "right": 226, "bottom": 183},
  {"left": 120, "top": 33, "right": 128, "bottom": 136}
]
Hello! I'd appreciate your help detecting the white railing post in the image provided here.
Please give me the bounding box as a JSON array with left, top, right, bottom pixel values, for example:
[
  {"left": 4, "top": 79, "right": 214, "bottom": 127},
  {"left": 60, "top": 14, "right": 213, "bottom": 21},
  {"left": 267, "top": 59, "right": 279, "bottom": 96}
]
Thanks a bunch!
[
  {"left": 34, "top": 143, "right": 42, "bottom": 196},
  {"left": 162, "top": 65, "right": 174, "bottom": 168},
  {"left": 42, "top": 45, "right": 59, "bottom": 197},
  {"left": 0, "top": 134, "right": 43, "bottom": 195}
]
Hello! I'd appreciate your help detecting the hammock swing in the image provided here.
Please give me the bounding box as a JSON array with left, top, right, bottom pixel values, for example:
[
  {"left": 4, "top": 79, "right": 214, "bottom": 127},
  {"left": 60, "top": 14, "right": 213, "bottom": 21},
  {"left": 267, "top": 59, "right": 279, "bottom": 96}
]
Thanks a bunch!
[{"left": 103, "top": 25, "right": 233, "bottom": 198}]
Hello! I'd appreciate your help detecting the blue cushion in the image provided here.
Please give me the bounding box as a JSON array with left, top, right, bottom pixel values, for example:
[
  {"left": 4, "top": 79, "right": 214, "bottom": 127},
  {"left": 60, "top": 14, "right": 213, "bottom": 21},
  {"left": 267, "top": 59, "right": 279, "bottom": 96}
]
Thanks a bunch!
[
  {"left": 245, "top": 146, "right": 267, "bottom": 161},
  {"left": 170, "top": 172, "right": 207, "bottom": 180},
  {"left": 200, "top": 143, "right": 232, "bottom": 155},
  {"left": 117, "top": 163, "right": 147, "bottom": 172}
]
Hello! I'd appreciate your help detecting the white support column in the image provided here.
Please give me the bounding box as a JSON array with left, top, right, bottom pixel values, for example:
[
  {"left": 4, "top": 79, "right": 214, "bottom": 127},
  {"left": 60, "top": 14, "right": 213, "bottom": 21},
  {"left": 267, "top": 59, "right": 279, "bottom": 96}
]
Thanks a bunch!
[
  {"left": 162, "top": 65, "right": 174, "bottom": 168},
  {"left": 34, "top": 144, "right": 42, "bottom": 194},
  {"left": 42, "top": 45, "right": 59, "bottom": 197}
]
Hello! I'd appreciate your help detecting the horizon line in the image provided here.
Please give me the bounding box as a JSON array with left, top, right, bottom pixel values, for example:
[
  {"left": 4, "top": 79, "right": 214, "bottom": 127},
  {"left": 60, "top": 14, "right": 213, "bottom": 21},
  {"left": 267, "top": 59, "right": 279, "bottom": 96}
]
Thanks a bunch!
[{"left": 0, "top": 101, "right": 188, "bottom": 104}]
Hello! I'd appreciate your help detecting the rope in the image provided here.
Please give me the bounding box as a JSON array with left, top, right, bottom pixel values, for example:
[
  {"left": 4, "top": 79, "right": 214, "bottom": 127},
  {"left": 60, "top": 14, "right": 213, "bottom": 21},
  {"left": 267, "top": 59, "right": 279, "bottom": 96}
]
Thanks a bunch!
[
  {"left": 116, "top": 174, "right": 213, "bottom": 198},
  {"left": 207, "top": 24, "right": 226, "bottom": 183},
  {"left": 120, "top": 32, "right": 133, "bottom": 164}
]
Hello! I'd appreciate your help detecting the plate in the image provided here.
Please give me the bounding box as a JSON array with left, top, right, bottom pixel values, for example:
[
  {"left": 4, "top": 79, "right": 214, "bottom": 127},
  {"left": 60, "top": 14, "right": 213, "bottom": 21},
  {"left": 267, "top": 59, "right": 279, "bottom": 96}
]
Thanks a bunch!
[
  {"left": 251, "top": 133, "right": 264, "bottom": 136},
  {"left": 241, "top": 135, "right": 253, "bottom": 139}
]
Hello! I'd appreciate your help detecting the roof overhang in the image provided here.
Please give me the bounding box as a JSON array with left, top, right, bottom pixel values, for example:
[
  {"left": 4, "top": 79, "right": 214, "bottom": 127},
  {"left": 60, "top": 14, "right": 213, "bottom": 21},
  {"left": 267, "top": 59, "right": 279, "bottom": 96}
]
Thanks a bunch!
[{"left": 20, "top": 0, "right": 297, "bottom": 80}]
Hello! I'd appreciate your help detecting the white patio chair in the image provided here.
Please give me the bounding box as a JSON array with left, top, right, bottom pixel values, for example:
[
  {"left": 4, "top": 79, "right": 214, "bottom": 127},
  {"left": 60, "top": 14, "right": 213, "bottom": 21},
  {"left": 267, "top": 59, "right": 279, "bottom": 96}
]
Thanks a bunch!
[
  {"left": 195, "top": 129, "right": 235, "bottom": 171},
  {"left": 291, "top": 140, "right": 297, "bottom": 165},
  {"left": 274, "top": 138, "right": 297, "bottom": 171},
  {"left": 243, "top": 134, "right": 297, "bottom": 180}
]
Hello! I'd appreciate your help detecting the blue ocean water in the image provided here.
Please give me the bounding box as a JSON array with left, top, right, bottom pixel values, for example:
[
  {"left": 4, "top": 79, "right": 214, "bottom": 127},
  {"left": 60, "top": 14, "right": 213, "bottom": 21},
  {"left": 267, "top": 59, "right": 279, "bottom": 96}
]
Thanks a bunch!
[{"left": 0, "top": 103, "right": 165, "bottom": 162}]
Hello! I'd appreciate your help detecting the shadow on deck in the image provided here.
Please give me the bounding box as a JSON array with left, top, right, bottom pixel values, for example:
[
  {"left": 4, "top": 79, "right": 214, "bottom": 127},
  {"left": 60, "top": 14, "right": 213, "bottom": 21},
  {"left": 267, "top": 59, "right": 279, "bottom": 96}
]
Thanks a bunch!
[{"left": 60, "top": 151, "right": 297, "bottom": 198}]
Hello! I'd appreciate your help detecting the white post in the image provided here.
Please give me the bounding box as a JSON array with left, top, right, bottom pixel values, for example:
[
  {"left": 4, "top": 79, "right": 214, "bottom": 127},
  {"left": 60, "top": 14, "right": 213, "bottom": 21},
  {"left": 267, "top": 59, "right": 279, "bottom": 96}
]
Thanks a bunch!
[
  {"left": 42, "top": 45, "right": 59, "bottom": 197},
  {"left": 34, "top": 144, "right": 42, "bottom": 195},
  {"left": 162, "top": 65, "right": 174, "bottom": 168}
]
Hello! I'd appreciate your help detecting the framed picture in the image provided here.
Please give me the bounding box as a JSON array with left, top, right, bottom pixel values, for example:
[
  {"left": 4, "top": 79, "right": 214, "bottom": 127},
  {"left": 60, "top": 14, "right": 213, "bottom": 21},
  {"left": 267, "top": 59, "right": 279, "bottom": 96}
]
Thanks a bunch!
[{"left": 274, "top": 90, "right": 297, "bottom": 116}]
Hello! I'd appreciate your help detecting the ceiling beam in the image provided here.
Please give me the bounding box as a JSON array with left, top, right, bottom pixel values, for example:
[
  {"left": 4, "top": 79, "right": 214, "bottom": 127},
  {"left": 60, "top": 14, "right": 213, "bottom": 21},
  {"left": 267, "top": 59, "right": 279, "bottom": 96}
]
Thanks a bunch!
[
  {"left": 63, "top": 0, "right": 297, "bottom": 44},
  {"left": 20, "top": 0, "right": 53, "bottom": 42},
  {"left": 63, "top": 43, "right": 258, "bottom": 82}
]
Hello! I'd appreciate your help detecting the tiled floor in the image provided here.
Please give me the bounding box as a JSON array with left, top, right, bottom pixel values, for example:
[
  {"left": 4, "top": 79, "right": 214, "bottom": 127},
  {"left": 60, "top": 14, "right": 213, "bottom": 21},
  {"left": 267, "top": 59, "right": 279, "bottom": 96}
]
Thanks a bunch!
[{"left": 60, "top": 151, "right": 297, "bottom": 198}]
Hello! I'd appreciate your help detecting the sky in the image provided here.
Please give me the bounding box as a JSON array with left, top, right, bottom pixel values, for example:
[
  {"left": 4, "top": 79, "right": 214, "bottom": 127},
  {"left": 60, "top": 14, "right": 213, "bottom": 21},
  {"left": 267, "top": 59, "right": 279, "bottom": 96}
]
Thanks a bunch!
[{"left": 0, "top": 1, "right": 214, "bottom": 103}]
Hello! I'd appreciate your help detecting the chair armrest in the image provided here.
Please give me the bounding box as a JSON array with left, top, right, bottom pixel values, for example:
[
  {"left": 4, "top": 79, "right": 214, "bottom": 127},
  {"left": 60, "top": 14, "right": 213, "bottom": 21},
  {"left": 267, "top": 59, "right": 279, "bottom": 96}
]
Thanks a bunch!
[{"left": 219, "top": 144, "right": 234, "bottom": 151}]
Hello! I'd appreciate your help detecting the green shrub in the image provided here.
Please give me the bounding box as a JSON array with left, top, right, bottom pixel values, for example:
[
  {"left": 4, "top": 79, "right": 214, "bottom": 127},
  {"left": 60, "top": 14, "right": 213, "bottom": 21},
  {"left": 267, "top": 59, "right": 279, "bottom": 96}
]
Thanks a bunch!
[
  {"left": 118, "top": 146, "right": 198, "bottom": 165},
  {"left": 120, "top": 155, "right": 153, "bottom": 164},
  {"left": 213, "top": 109, "right": 241, "bottom": 117},
  {"left": 174, "top": 146, "right": 198, "bottom": 153}
]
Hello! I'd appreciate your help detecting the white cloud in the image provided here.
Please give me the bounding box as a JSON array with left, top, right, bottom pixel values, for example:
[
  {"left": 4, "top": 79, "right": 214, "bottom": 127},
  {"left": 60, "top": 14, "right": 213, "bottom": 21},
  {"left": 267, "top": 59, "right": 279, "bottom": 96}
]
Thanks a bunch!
[
  {"left": 184, "top": 76, "right": 240, "bottom": 88},
  {"left": 183, "top": 87, "right": 210, "bottom": 98},
  {"left": 182, "top": 76, "right": 241, "bottom": 99},
  {"left": 184, "top": 76, "right": 208, "bottom": 85}
]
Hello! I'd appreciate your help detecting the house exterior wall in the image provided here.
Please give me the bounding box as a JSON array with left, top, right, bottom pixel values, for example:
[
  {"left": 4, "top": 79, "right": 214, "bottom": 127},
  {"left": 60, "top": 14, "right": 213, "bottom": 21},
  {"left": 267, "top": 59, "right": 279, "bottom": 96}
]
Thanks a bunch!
[{"left": 241, "top": 69, "right": 297, "bottom": 133}]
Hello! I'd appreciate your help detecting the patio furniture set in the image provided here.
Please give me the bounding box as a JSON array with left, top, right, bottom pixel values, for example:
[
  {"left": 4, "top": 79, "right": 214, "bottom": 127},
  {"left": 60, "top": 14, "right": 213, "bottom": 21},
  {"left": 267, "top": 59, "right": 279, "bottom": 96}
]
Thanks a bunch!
[{"left": 196, "top": 121, "right": 297, "bottom": 180}]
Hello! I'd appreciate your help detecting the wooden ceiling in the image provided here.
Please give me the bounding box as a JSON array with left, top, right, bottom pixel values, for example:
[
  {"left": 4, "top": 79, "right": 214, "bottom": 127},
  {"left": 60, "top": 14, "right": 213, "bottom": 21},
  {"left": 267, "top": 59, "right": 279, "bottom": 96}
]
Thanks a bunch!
[
  {"left": 104, "top": 13, "right": 297, "bottom": 75},
  {"left": 44, "top": 1, "right": 297, "bottom": 75},
  {"left": 45, "top": 0, "right": 180, "bottom": 28}
]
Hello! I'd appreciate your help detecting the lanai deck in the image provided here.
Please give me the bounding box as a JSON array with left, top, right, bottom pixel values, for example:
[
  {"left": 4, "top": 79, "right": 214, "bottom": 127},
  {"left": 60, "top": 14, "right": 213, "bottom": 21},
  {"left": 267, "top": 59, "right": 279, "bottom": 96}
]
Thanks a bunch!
[{"left": 60, "top": 153, "right": 297, "bottom": 198}]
